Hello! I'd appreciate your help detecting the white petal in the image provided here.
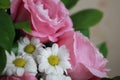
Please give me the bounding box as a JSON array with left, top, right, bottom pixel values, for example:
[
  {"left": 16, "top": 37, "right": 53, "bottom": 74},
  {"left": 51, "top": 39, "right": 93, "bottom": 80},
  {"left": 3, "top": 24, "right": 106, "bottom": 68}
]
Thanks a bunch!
[
  {"left": 59, "top": 61, "right": 71, "bottom": 70},
  {"left": 52, "top": 44, "right": 58, "bottom": 55},
  {"left": 46, "top": 74, "right": 71, "bottom": 80},
  {"left": 55, "top": 66, "right": 63, "bottom": 74},
  {"left": 45, "top": 66, "right": 55, "bottom": 74},
  {"left": 37, "top": 55, "right": 42, "bottom": 63},
  {"left": 46, "top": 74, "right": 58, "bottom": 80},
  {"left": 23, "top": 37, "right": 30, "bottom": 44},
  {"left": 65, "top": 76, "right": 72, "bottom": 80},
  {"left": 38, "top": 64, "right": 46, "bottom": 72},
  {"left": 6, "top": 67, "right": 15, "bottom": 76},
  {"left": 46, "top": 48, "right": 52, "bottom": 55},
  {"left": 16, "top": 68, "right": 24, "bottom": 76},
  {"left": 31, "top": 37, "right": 40, "bottom": 45},
  {"left": 58, "top": 46, "right": 69, "bottom": 59},
  {"left": 38, "top": 58, "right": 49, "bottom": 72},
  {"left": 11, "top": 52, "right": 16, "bottom": 60},
  {"left": 5, "top": 51, "right": 15, "bottom": 63},
  {"left": 40, "top": 78, "right": 44, "bottom": 80},
  {"left": 24, "top": 56, "right": 37, "bottom": 75},
  {"left": 41, "top": 49, "right": 50, "bottom": 57},
  {"left": 40, "top": 57, "right": 48, "bottom": 63}
]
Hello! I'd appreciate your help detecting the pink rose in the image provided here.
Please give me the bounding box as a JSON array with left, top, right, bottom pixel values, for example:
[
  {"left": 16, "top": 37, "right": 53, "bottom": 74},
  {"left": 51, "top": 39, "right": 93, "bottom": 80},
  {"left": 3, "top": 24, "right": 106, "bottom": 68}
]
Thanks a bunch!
[
  {"left": 57, "top": 31, "right": 109, "bottom": 80},
  {"left": 88, "top": 77, "right": 100, "bottom": 80},
  {"left": 11, "top": 0, "right": 73, "bottom": 43},
  {"left": 0, "top": 72, "right": 37, "bottom": 80},
  {"left": 11, "top": 0, "right": 30, "bottom": 22}
]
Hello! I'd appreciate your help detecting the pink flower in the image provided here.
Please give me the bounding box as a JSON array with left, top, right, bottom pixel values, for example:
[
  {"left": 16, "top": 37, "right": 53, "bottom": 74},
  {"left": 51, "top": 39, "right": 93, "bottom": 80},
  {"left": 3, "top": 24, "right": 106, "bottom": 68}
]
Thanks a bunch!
[
  {"left": 11, "top": 0, "right": 73, "bottom": 43},
  {"left": 57, "top": 31, "right": 109, "bottom": 80},
  {"left": 11, "top": 0, "right": 30, "bottom": 22},
  {"left": 0, "top": 72, "right": 37, "bottom": 80},
  {"left": 88, "top": 77, "right": 100, "bottom": 80}
]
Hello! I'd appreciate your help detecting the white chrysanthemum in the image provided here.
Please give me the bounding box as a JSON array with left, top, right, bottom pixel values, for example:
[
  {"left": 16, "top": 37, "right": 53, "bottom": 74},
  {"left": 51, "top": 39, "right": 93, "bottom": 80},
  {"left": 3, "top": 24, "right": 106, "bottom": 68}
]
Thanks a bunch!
[
  {"left": 37, "top": 43, "right": 71, "bottom": 74},
  {"left": 3, "top": 51, "right": 37, "bottom": 76},
  {"left": 18, "top": 37, "right": 43, "bottom": 58},
  {"left": 40, "top": 78, "right": 44, "bottom": 80},
  {"left": 46, "top": 74, "right": 71, "bottom": 80}
]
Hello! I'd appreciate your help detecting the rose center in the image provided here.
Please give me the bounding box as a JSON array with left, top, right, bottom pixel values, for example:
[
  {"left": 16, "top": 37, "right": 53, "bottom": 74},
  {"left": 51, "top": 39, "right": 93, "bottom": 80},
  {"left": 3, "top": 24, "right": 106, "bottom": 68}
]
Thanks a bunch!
[
  {"left": 24, "top": 44, "right": 35, "bottom": 54},
  {"left": 13, "top": 58, "right": 26, "bottom": 67},
  {"left": 48, "top": 55, "right": 59, "bottom": 66}
]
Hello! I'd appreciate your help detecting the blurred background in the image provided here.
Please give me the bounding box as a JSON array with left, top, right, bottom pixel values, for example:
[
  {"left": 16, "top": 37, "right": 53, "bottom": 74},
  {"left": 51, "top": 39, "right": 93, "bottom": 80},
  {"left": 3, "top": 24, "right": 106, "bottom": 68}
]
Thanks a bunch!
[{"left": 70, "top": 0, "right": 120, "bottom": 78}]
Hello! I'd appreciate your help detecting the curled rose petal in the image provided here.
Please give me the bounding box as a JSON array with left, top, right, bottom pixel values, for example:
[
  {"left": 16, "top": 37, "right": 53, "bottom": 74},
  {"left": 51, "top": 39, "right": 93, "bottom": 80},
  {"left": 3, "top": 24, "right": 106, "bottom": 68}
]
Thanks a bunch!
[{"left": 57, "top": 31, "right": 109, "bottom": 80}]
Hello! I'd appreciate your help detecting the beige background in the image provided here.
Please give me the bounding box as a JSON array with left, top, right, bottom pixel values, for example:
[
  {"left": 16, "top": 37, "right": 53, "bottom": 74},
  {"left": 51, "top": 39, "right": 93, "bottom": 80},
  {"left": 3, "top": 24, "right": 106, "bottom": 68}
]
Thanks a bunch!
[{"left": 70, "top": 0, "right": 120, "bottom": 78}]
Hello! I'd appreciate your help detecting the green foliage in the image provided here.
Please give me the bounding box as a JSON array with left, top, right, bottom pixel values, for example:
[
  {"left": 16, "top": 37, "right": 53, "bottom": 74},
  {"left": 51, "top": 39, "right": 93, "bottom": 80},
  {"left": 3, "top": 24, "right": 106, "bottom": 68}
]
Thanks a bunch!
[
  {"left": 12, "top": 42, "right": 18, "bottom": 56},
  {"left": 0, "top": 0, "right": 10, "bottom": 9},
  {"left": 80, "top": 29, "right": 90, "bottom": 37},
  {"left": 101, "top": 78, "right": 112, "bottom": 80},
  {"left": 0, "top": 47, "right": 6, "bottom": 75},
  {"left": 71, "top": 9, "right": 103, "bottom": 30},
  {"left": 15, "top": 21, "right": 31, "bottom": 33},
  {"left": 101, "top": 76, "right": 120, "bottom": 80},
  {"left": 61, "top": 0, "right": 78, "bottom": 9},
  {"left": 97, "top": 42, "right": 108, "bottom": 58},
  {"left": 112, "top": 76, "right": 120, "bottom": 80},
  {"left": 45, "top": 42, "right": 54, "bottom": 47},
  {"left": 0, "top": 10, "right": 15, "bottom": 51}
]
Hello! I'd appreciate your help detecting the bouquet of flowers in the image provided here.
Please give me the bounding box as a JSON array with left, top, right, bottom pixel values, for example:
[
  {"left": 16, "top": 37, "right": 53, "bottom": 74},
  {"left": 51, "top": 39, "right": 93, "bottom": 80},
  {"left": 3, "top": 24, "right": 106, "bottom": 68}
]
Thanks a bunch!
[{"left": 0, "top": 0, "right": 119, "bottom": 80}]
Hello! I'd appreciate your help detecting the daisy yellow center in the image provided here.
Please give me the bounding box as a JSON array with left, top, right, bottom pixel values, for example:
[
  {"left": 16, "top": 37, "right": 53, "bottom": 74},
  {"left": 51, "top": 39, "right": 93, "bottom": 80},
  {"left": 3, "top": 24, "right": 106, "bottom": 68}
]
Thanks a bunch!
[
  {"left": 48, "top": 55, "right": 59, "bottom": 66},
  {"left": 13, "top": 58, "right": 26, "bottom": 67},
  {"left": 24, "top": 44, "right": 35, "bottom": 54}
]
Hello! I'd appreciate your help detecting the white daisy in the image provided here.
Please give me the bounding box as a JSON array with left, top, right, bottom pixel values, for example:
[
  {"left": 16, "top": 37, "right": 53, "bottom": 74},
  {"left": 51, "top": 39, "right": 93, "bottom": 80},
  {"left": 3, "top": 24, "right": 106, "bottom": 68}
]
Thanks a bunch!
[
  {"left": 3, "top": 51, "right": 37, "bottom": 76},
  {"left": 18, "top": 36, "right": 43, "bottom": 58},
  {"left": 40, "top": 78, "right": 44, "bottom": 80},
  {"left": 37, "top": 43, "right": 71, "bottom": 74},
  {"left": 46, "top": 74, "right": 71, "bottom": 80}
]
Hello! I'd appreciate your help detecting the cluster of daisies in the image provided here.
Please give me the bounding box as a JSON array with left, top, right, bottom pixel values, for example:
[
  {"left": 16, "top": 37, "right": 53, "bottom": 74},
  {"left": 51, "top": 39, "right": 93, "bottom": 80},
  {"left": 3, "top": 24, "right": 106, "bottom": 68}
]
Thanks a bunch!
[{"left": 2, "top": 37, "right": 72, "bottom": 80}]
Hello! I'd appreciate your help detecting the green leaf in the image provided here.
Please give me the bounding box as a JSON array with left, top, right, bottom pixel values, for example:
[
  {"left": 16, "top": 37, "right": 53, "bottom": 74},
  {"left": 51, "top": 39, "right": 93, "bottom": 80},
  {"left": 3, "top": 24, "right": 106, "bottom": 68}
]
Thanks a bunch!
[
  {"left": 61, "top": 0, "right": 78, "bottom": 9},
  {"left": 0, "top": 47, "right": 6, "bottom": 75},
  {"left": 45, "top": 42, "right": 54, "bottom": 47},
  {"left": 112, "top": 76, "right": 120, "bottom": 80},
  {"left": 15, "top": 21, "right": 31, "bottom": 33},
  {"left": 101, "top": 78, "right": 112, "bottom": 80},
  {"left": 12, "top": 42, "right": 18, "bottom": 56},
  {"left": 97, "top": 42, "right": 108, "bottom": 58},
  {"left": 71, "top": 9, "right": 103, "bottom": 30},
  {"left": 0, "top": 0, "right": 10, "bottom": 9},
  {"left": 80, "top": 29, "right": 90, "bottom": 38},
  {"left": 0, "top": 10, "right": 15, "bottom": 51},
  {"left": 101, "top": 76, "right": 120, "bottom": 80}
]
